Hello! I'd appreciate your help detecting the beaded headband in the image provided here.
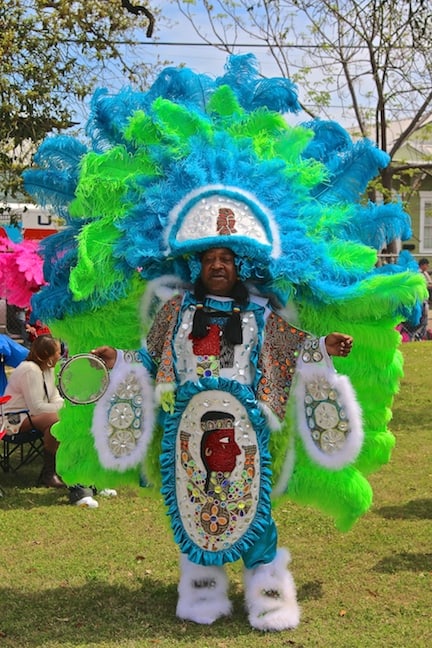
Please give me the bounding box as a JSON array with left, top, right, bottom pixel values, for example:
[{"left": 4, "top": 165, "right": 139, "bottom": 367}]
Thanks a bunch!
[{"left": 200, "top": 417, "right": 235, "bottom": 432}]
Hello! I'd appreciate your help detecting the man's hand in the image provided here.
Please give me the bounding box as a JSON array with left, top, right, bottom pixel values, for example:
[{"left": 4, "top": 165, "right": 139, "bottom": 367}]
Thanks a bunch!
[
  {"left": 325, "top": 333, "right": 353, "bottom": 357},
  {"left": 92, "top": 346, "right": 117, "bottom": 369}
]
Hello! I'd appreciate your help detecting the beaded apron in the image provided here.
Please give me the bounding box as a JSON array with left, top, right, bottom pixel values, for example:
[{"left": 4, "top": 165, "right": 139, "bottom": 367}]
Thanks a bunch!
[{"left": 159, "top": 296, "right": 275, "bottom": 565}]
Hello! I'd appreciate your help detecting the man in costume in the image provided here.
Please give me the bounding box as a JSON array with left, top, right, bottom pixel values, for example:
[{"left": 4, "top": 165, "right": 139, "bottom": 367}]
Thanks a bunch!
[
  {"left": 23, "top": 55, "right": 426, "bottom": 632},
  {"left": 94, "top": 244, "right": 357, "bottom": 630}
]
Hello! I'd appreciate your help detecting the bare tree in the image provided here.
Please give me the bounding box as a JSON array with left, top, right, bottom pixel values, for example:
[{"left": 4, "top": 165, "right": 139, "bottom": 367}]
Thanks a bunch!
[{"left": 176, "top": 0, "right": 432, "bottom": 201}]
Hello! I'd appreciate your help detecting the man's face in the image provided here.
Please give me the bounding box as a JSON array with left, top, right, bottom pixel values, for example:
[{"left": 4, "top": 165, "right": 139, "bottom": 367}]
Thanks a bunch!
[
  {"left": 200, "top": 248, "right": 238, "bottom": 296},
  {"left": 202, "top": 428, "right": 241, "bottom": 473}
]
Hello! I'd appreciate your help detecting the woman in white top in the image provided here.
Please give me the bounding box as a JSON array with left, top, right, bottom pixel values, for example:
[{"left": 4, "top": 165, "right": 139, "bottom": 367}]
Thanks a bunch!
[{"left": 4, "top": 335, "right": 64, "bottom": 487}]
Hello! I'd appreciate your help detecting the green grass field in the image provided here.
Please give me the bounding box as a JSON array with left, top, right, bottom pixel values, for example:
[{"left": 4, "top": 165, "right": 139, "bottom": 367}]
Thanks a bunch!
[{"left": 1, "top": 342, "right": 431, "bottom": 648}]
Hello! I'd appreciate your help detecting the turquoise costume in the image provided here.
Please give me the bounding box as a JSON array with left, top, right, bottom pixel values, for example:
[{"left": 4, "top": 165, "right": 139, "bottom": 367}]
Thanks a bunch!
[{"left": 23, "top": 54, "right": 426, "bottom": 630}]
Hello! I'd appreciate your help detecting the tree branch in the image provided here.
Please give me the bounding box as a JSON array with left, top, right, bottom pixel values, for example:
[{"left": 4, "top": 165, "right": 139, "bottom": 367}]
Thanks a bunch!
[
  {"left": 389, "top": 95, "right": 432, "bottom": 158},
  {"left": 392, "top": 161, "right": 432, "bottom": 173},
  {"left": 121, "top": 0, "right": 155, "bottom": 38}
]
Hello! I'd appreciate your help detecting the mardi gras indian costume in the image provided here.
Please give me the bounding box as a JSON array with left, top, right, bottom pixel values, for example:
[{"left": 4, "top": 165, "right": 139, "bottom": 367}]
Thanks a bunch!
[{"left": 24, "top": 55, "right": 426, "bottom": 631}]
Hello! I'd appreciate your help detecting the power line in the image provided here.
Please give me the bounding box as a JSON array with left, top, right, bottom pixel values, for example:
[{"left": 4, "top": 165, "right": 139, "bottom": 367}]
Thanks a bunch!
[
  {"left": 45, "top": 38, "right": 423, "bottom": 50},
  {"left": 141, "top": 41, "right": 419, "bottom": 49},
  {"left": 133, "top": 41, "right": 327, "bottom": 47}
]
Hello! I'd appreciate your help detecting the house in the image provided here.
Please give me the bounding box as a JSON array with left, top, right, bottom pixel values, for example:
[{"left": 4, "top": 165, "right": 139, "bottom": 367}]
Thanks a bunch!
[{"left": 389, "top": 119, "right": 432, "bottom": 261}]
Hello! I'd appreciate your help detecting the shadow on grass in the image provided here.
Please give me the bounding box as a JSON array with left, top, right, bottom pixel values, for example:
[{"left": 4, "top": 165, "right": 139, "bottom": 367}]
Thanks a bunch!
[
  {"left": 0, "top": 476, "right": 141, "bottom": 510},
  {"left": 375, "top": 498, "right": 432, "bottom": 520},
  {"left": 0, "top": 485, "right": 74, "bottom": 510},
  {"left": 373, "top": 552, "right": 432, "bottom": 573},
  {"left": 297, "top": 580, "right": 324, "bottom": 602},
  {"left": 0, "top": 579, "right": 252, "bottom": 645}
]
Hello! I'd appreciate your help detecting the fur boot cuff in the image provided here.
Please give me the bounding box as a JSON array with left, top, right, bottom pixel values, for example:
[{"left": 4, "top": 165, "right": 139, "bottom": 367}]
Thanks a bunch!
[
  {"left": 176, "top": 554, "right": 232, "bottom": 625},
  {"left": 244, "top": 548, "right": 300, "bottom": 631}
]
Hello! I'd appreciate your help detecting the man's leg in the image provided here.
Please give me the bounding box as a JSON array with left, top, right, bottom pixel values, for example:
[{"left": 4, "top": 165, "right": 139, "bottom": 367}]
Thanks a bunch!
[
  {"left": 243, "top": 520, "right": 300, "bottom": 631},
  {"left": 176, "top": 553, "right": 232, "bottom": 624}
]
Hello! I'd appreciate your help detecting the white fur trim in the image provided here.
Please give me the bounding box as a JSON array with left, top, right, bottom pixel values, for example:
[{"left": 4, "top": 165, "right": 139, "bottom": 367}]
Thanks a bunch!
[
  {"left": 294, "top": 343, "right": 363, "bottom": 469},
  {"left": 277, "top": 300, "right": 301, "bottom": 327},
  {"left": 271, "top": 425, "right": 296, "bottom": 498},
  {"left": 259, "top": 401, "right": 282, "bottom": 431},
  {"left": 91, "top": 357, "right": 155, "bottom": 471},
  {"left": 176, "top": 554, "right": 232, "bottom": 625},
  {"left": 139, "top": 275, "right": 186, "bottom": 326},
  {"left": 244, "top": 548, "right": 300, "bottom": 631},
  {"left": 154, "top": 381, "right": 176, "bottom": 405}
]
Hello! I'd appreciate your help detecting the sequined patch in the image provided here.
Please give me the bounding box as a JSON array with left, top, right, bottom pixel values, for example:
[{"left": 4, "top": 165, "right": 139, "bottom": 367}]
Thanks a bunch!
[
  {"left": 176, "top": 390, "right": 260, "bottom": 552},
  {"left": 173, "top": 306, "right": 258, "bottom": 385},
  {"left": 107, "top": 372, "right": 144, "bottom": 458},
  {"left": 196, "top": 355, "right": 220, "bottom": 378},
  {"left": 304, "top": 377, "right": 349, "bottom": 454},
  {"left": 257, "top": 314, "right": 306, "bottom": 420},
  {"left": 123, "top": 350, "right": 142, "bottom": 364},
  {"left": 301, "top": 337, "right": 323, "bottom": 363},
  {"left": 173, "top": 191, "right": 272, "bottom": 247}
]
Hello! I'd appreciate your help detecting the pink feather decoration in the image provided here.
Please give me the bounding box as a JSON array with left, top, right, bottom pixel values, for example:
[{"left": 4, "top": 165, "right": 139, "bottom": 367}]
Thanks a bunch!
[{"left": 0, "top": 238, "right": 46, "bottom": 307}]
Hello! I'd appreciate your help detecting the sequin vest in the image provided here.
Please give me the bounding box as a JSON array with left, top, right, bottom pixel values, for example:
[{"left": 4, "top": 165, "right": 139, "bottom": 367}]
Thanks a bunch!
[{"left": 147, "top": 292, "right": 307, "bottom": 565}]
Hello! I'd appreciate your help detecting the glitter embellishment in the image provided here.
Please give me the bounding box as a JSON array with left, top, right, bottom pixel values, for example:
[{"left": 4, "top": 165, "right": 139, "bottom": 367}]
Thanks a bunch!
[
  {"left": 174, "top": 193, "right": 272, "bottom": 247},
  {"left": 173, "top": 305, "right": 258, "bottom": 385},
  {"left": 301, "top": 337, "right": 323, "bottom": 363},
  {"left": 176, "top": 390, "right": 260, "bottom": 552},
  {"left": 124, "top": 350, "right": 142, "bottom": 364},
  {"left": 303, "top": 377, "right": 349, "bottom": 454},
  {"left": 257, "top": 313, "right": 306, "bottom": 420},
  {"left": 216, "top": 207, "right": 237, "bottom": 235},
  {"left": 107, "top": 372, "right": 144, "bottom": 458}
]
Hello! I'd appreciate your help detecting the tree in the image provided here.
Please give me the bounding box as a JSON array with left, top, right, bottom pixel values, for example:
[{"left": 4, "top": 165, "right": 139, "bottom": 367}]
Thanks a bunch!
[
  {"left": 0, "top": 0, "right": 157, "bottom": 198},
  {"left": 176, "top": 0, "right": 432, "bottom": 202}
]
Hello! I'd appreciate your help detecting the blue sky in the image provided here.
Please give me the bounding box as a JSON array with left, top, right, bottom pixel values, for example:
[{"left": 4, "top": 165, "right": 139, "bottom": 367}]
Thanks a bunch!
[
  {"left": 74, "top": 2, "right": 312, "bottom": 129},
  {"left": 148, "top": 1, "right": 289, "bottom": 77},
  {"left": 71, "top": 2, "right": 350, "bottom": 130}
]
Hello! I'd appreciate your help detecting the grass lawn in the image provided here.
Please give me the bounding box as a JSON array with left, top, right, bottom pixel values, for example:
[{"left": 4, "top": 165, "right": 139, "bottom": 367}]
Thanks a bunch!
[{"left": 0, "top": 342, "right": 431, "bottom": 647}]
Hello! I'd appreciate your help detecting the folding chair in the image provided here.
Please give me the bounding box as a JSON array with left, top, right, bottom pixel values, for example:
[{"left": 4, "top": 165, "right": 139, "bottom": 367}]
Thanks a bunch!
[
  {"left": 1, "top": 428, "right": 44, "bottom": 473},
  {"left": 0, "top": 396, "right": 44, "bottom": 473}
]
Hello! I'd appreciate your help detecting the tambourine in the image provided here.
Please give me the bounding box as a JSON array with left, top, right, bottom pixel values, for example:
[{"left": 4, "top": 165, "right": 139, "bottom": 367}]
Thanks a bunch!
[{"left": 57, "top": 353, "right": 110, "bottom": 405}]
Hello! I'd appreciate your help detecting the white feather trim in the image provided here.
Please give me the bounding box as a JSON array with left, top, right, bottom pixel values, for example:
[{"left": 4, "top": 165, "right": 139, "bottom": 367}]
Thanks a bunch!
[
  {"left": 91, "top": 357, "right": 155, "bottom": 471},
  {"left": 271, "top": 427, "right": 296, "bottom": 498},
  {"left": 139, "top": 275, "right": 186, "bottom": 325},
  {"left": 258, "top": 401, "right": 282, "bottom": 431},
  {"left": 244, "top": 548, "right": 300, "bottom": 631},
  {"left": 155, "top": 381, "right": 176, "bottom": 405}
]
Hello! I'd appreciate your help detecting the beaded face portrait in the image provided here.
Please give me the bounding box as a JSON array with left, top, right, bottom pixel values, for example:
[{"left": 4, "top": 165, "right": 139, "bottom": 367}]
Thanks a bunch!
[
  {"left": 175, "top": 388, "right": 262, "bottom": 556},
  {"left": 200, "top": 411, "right": 242, "bottom": 479}
]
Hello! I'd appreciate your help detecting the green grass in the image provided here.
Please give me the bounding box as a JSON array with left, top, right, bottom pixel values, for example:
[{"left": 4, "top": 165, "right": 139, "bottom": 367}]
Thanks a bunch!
[{"left": 1, "top": 342, "right": 431, "bottom": 647}]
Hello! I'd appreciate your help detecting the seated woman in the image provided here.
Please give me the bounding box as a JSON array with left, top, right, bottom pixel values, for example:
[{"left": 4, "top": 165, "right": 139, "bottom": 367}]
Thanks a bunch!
[
  {"left": 4, "top": 335, "right": 64, "bottom": 487},
  {"left": 3, "top": 335, "right": 112, "bottom": 508}
]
